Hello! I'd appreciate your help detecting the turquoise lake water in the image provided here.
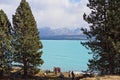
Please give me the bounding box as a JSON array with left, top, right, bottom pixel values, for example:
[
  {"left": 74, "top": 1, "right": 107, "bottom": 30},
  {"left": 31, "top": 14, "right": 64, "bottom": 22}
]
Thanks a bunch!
[{"left": 41, "top": 40, "right": 92, "bottom": 72}]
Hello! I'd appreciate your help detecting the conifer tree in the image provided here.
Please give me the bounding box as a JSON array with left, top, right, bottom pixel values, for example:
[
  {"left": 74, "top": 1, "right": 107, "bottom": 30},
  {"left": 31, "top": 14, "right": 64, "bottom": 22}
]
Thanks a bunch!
[
  {"left": 82, "top": 0, "right": 120, "bottom": 75},
  {"left": 0, "top": 10, "right": 12, "bottom": 76},
  {"left": 13, "top": 0, "right": 43, "bottom": 76},
  {"left": 107, "top": 0, "right": 120, "bottom": 74}
]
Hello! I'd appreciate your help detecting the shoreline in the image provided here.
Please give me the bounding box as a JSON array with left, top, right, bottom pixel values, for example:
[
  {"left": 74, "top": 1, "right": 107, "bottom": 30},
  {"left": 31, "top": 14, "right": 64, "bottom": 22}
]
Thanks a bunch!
[{"left": 1, "top": 67, "right": 120, "bottom": 80}]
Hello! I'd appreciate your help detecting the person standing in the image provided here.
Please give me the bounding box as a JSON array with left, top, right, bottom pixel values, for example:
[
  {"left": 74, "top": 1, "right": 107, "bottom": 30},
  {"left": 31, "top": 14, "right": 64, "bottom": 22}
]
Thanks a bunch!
[{"left": 71, "top": 71, "right": 75, "bottom": 80}]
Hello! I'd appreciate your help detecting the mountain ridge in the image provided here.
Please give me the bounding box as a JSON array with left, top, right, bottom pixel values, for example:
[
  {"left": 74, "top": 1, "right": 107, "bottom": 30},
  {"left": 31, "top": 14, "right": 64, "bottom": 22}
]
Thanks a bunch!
[{"left": 39, "top": 27, "right": 87, "bottom": 40}]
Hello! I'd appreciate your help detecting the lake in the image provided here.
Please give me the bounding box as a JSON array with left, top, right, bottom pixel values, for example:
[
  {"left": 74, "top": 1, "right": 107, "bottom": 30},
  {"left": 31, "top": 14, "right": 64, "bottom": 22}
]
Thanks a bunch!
[{"left": 41, "top": 40, "right": 92, "bottom": 72}]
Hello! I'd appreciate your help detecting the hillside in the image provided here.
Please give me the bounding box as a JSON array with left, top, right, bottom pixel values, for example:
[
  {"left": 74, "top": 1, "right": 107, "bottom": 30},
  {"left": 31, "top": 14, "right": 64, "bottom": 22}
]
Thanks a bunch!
[{"left": 39, "top": 27, "right": 87, "bottom": 40}]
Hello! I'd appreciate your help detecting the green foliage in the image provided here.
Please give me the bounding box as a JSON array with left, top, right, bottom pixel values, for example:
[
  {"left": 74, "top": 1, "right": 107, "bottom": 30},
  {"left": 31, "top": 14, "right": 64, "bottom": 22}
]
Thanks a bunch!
[
  {"left": 12, "top": 0, "right": 43, "bottom": 76},
  {"left": 28, "top": 67, "right": 41, "bottom": 75},
  {"left": 82, "top": 0, "right": 120, "bottom": 75},
  {"left": 0, "top": 10, "right": 12, "bottom": 75}
]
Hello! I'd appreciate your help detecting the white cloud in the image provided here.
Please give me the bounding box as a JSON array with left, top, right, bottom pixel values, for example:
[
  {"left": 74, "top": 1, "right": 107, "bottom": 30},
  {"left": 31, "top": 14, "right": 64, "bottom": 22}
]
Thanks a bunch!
[
  {"left": 0, "top": 0, "right": 20, "bottom": 22},
  {"left": 0, "top": 0, "right": 90, "bottom": 29}
]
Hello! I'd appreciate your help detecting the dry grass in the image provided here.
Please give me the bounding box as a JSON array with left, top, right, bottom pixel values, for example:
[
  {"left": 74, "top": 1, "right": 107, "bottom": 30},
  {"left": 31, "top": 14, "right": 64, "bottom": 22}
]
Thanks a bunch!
[
  {"left": 1, "top": 68, "right": 120, "bottom": 80},
  {"left": 81, "top": 75, "right": 120, "bottom": 80}
]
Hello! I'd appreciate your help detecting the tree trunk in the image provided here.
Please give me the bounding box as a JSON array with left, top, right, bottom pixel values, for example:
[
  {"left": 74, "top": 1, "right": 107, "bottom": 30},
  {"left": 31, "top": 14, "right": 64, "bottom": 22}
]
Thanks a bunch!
[
  {"left": 23, "top": 55, "right": 28, "bottom": 78},
  {"left": 0, "top": 70, "right": 3, "bottom": 78}
]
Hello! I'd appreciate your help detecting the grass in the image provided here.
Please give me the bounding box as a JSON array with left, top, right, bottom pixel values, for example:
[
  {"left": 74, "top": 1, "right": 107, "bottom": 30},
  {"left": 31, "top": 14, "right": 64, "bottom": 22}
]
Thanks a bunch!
[
  {"left": 0, "top": 68, "right": 120, "bottom": 80},
  {"left": 81, "top": 75, "right": 120, "bottom": 80}
]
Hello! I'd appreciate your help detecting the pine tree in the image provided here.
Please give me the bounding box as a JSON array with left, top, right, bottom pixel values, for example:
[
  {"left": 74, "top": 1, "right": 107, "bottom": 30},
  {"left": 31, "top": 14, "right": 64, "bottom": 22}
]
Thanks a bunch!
[
  {"left": 82, "top": 0, "right": 120, "bottom": 75},
  {"left": 12, "top": 0, "right": 43, "bottom": 76},
  {"left": 107, "top": 0, "right": 120, "bottom": 74},
  {"left": 0, "top": 10, "right": 12, "bottom": 76}
]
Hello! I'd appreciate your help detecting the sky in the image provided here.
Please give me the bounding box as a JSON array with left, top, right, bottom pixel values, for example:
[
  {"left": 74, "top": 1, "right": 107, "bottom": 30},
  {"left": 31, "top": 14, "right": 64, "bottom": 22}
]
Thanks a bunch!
[{"left": 0, "top": 0, "right": 90, "bottom": 29}]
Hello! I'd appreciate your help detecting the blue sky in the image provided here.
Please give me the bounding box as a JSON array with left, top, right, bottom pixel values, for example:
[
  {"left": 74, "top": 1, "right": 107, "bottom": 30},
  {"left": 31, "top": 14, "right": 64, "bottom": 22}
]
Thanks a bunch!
[
  {"left": 70, "top": 0, "right": 80, "bottom": 3},
  {"left": 0, "top": 0, "right": 90, "bottom": 29}
]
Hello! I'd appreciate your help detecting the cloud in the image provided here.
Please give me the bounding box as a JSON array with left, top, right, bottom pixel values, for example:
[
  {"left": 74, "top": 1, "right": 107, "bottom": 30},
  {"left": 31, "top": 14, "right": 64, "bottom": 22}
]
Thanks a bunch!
[
  {"left": 0, "top": 0, "right": 90, "bottom": 29},
  {"left": 0, "top": 0, "right": 20, "bottom": 22}
]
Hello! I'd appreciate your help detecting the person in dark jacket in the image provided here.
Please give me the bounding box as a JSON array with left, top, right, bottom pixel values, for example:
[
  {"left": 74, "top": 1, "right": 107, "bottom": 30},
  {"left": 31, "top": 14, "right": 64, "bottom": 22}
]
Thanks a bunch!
[{"left": 71, "top": 71, "right": 75, "bottom": 80}]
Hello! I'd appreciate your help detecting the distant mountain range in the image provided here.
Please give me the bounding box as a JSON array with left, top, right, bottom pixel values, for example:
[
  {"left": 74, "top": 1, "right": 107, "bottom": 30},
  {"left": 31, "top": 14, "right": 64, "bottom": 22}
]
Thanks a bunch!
[{"left": 39, "top": 27, "right": 87, "bottom": 40}]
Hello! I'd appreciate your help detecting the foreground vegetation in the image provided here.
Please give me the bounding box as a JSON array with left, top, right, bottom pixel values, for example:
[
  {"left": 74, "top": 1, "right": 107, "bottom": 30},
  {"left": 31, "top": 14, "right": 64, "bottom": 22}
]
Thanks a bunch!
[
  {"left": 82, "top": 76, "right": 120, "bottom": 80},
  {"left": 0, "top": 68, "right": 120, "bottom": 80},
  {"left": 0, "top": 0, "right": 43, "bottom": 77},
  {"left": 82, "top": 0, "right": 120, "bottom": 75}
]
